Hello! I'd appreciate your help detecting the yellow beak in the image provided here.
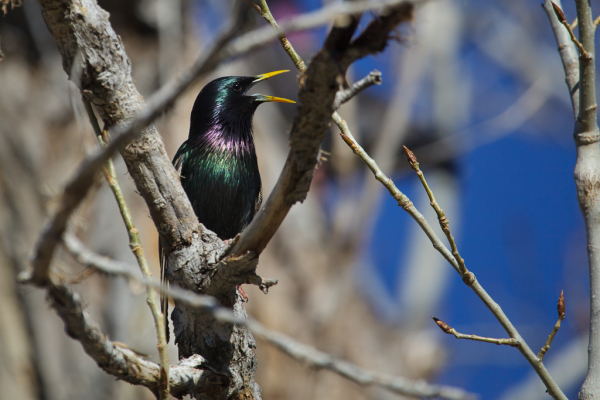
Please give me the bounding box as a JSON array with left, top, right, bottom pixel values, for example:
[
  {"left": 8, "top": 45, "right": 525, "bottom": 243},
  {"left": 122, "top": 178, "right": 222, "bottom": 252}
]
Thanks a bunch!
[{"left": 251, "top": 70, "right": 295, "bottom": 104}]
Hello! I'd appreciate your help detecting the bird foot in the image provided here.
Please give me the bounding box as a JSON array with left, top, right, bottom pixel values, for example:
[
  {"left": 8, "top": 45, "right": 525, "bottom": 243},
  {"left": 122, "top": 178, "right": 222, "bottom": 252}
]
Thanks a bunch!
[{"left": 237, "top": 285, "right": 249, "bottom": 302}]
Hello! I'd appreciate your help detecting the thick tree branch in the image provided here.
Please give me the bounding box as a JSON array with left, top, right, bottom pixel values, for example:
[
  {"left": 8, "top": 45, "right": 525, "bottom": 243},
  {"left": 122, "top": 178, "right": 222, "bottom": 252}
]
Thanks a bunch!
[
  {"left": 544, "top": 1, "right": 600, "bottom": 398},
  {"left": 572, "top": 0, "right": 600, "bottom": 398}
]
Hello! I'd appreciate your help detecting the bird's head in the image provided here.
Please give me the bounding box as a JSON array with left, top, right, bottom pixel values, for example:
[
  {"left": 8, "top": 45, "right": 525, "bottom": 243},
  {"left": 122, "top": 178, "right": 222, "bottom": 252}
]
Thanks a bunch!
[{"left": 190, "top": 70, "right": 295, "bottom": 140}]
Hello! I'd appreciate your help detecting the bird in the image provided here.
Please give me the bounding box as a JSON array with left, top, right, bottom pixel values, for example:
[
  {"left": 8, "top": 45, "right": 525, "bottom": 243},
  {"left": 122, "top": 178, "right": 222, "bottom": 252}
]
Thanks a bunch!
[{"left": 161, "top": 70, "right": 295, "bottom": 342}]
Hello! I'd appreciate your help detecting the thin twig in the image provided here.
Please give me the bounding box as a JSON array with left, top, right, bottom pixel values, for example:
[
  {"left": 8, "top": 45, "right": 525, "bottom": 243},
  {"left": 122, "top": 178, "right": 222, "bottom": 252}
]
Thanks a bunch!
[
  {"left": 551, "top": 2, "right": 590, "bottom": 59},
  {"left": 432, "top": 317, "right": 518, "bottom": 347},
  {"left": 256, "top": 0, "right": 306, "bottom": 72},
  {"left": 83, "top": 100, "right": 169, "bottom": 399},
  {"left": 60, "top": 234, "right": 475, "bottom": 400},
  {"left": 403, "top": 146, "right": 468, "bottom": 277},
  {"left": 538, "top": 290, "right": 566, "bottom": 361},
  {"left": 572, "top": 18, "right": 579, "bottom": 30},
  {"left": 400, "top": 147, "right": 567, "bottom": 399},
  {"left": 333, "top": 70, "right": 383, "bottom": 110}
]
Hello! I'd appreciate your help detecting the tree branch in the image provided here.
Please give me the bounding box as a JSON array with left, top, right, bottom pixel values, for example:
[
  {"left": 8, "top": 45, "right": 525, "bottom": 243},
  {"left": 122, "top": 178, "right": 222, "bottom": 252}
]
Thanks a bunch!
[
  {"left": 402, "top": 147, "right": 567, "bottom": 400},
  {"left": 542, "top": 0, "right": 580, "bottom": 116},
  {"left": 61, "top": 234, "right": 476, "bottom": 400},
  {"left": 544, "top": 1, "right": 600, "bottom": 398},
  {"left": 432, "top": 318, "right": 518, "bottom": 347},
  {"left": 35, "top": 279, "right": 224, "bottom": 399},
  {"left": 333, "top": 70, "right": 383, "bottom": 110},
  {"left": 538, "top": 290, "right": 566, "bottom": 361}
]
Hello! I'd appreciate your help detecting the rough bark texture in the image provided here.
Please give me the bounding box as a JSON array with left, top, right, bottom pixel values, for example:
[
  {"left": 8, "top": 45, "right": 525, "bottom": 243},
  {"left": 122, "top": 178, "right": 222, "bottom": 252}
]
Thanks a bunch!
[{"left": 38, "top": 0, "right": 199, "bottom": 250}]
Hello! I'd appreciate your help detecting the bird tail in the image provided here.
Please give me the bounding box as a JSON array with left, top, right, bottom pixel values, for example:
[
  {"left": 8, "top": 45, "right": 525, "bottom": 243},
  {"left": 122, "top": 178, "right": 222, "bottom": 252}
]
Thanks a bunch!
[{"left": 159, "top": 241, "right": 170, "bottom": 343}]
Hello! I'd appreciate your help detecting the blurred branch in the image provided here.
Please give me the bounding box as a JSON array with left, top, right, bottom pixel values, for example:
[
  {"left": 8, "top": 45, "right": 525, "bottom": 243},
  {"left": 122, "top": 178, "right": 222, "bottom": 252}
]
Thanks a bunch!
[
  {"left": 333, "top": 70, "right": 383, "bottom": 110},
  {"left": 61, "top": 234, "right": 475, "bottom": 400},
  {"left": 432, "top": 318, "right": 518, "bottom": 346},
  {"left": 252, "top": 323, "right": 475, "bottom": 400},
  {"left": 83, "top": 100, "right": 169, "bottom": 399},
  {"left": 538, "top": 290, "right": 566, "bottom": 361},
  {"left": 542, "top": 0, "right": 580, "bottom": 115}
]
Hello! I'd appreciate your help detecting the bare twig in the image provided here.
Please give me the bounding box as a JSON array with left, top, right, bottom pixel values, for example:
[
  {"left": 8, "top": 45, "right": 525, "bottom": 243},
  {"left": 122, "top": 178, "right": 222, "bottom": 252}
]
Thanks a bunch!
[
  {"left": 61, "top": 234, "right": 475, "bottom": 400},
  {"left": 333, "top": 70, "right": 382, "bottom": 109},
  {"left": 432, "top": 317, "right": 518, "bottom": 347},
  {"left": 538, "top": 291, "right": 566, "bottom": 361},
  {"left": 551, "top": 2, "right": 590, "bottom": 59},
  {"left": 403, "top": 146, "right": 468, "bottom": 276},
  {"left": 83, "top": 100, "right": 170, "bottom": 399},
  {"left": 337, "top": 128, "right": 460, "bottom": 272},
  {"left": 399, "top": 147, "right": 567, "bottom": 399}
]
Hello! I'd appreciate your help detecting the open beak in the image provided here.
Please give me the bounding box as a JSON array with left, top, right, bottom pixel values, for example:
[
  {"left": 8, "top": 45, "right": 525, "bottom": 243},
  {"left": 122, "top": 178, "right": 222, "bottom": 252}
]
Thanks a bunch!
[
  {"left": 251, "top": 70, "right": 296, "bottom": 104},
  {"left": 252, "top": 70, "right": 290, "bottom": 83}
]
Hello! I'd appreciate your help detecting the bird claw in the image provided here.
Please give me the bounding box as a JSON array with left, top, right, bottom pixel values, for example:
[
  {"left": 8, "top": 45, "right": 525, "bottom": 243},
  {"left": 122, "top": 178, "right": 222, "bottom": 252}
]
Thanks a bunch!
[{"left": 237, "top": 285, "right": 249, "bottom": 302}]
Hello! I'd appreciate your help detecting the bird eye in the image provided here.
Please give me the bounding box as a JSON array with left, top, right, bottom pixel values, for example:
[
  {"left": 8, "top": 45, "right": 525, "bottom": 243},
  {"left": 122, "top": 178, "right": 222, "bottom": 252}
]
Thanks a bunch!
[{"left": 232, "top": 82, "right": 242, "bottom": 92}]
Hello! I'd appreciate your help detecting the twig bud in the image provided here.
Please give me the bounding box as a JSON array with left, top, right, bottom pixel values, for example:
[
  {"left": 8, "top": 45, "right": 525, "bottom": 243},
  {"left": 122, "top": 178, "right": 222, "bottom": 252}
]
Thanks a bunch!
[
  {"left": 403, "top": 145, "right": 418, "bottom": 168},
  {"left": 551, "top": 2, "right": 567, "bottom": 24},
  {"left": 557, "top": 290, "right": 565, "bottom": 318},
  {"left": 432, "top": 316, "right": 452, "bottom": 334}
]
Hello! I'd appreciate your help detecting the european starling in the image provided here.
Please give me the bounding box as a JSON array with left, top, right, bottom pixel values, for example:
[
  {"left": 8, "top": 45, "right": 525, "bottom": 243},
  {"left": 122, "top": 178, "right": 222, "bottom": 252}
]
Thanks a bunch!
[{"left": 161, "top": 70, "right": 295, "bottom": 341}]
